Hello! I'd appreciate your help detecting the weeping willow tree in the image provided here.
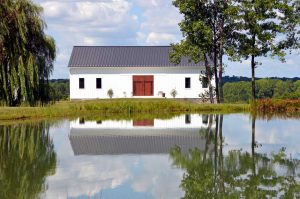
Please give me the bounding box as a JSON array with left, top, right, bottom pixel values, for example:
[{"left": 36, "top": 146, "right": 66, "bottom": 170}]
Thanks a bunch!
[
  {"left": 0, "top": 122, "right": 57, "bottom": 198},
  {"left": 0, "top": 0, "right": 56, "bottom": 106}
]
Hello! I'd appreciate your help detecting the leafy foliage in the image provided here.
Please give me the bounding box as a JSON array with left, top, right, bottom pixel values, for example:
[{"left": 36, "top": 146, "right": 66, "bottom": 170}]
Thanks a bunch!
[
  {"left": 0, "top": 0, "right": 56, "bottom": 106},
  {"left": 170, "top": 0, "right": 234, "bottom": 103},
  {"left": 171, "top": 0, "right": 299, "bottom": 102},
  {"left": 48, "top": 80, "right": 69, "bottom": 101},
  {"left": 224, "top": 79, "right": 300, "bottom": 102},
  {"left": 228, "top": 0, "right": 299, "bottom": 100}
]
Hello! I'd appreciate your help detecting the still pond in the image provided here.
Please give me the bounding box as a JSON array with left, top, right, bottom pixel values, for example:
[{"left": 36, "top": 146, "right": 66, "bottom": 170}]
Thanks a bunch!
[{"left": 0, "top": 114, "right": 300, "bottom": 198}]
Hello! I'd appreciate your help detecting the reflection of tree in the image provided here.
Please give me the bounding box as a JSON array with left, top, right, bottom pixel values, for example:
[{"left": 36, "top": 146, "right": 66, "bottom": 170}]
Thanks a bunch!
[
  {"left": 170, "top": 114, "right": 300, "bottom": 198},
  {"left": 0, "top": 122, "right": 57, "bottom": 199}
]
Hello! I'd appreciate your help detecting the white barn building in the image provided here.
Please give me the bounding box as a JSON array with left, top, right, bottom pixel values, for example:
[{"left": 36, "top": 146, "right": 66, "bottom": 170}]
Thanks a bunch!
[{"left": 69, "top": 46, "right": 210, "bottom": 99}]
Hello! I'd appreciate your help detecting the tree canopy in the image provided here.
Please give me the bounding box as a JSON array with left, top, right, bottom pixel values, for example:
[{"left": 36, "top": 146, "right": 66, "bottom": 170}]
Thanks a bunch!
[
  {"left": 171, "top": 0, "right": 235, "bottom": 103},
  {"left": 171, "top": 0, "right": 299, "bottom": 103},
  {"left": 0, "top": 0, "right": 56, "bottom": 106},
  {"left": 229, "top": 0, "right": 299, "bottom": 100}
]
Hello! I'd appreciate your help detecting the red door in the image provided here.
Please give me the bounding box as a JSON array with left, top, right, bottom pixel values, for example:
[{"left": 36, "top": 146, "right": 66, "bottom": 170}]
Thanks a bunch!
[
  {"left": 133, "top": 76, "right": 153, "bottom": 96},
  {"left": 133, "top": 119, "right": 154, "bottom": 126},
  {"left": 135, "top": 82, "right": 144, "bottom": 96}
]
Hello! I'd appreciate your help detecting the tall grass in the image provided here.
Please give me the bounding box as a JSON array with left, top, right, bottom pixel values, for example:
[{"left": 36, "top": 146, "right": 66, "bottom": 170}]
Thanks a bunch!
[
  {"left": 253, "top": 99, "right": 300, "bottom": 113},
  {"left": 0, "top": 99, "right": 249, "bottom": 121}
]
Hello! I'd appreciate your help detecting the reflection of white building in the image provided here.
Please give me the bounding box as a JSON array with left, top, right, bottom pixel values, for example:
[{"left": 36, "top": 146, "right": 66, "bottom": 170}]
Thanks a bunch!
[{"left": 69, "top": 114, "right": 215, "bottom": 155}]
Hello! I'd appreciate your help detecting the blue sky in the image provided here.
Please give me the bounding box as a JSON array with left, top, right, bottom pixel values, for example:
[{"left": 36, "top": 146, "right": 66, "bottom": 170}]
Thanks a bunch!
[{"left": 34, "top": 0, "right": 300, "bottom": 79}]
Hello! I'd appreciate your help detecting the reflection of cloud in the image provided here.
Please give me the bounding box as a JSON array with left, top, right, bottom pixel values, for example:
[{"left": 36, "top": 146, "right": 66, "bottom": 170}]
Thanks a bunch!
[
  {"left": 222, "top": 115, "right": 300, "bottom": 157},
  {"left": 131, "top": 155, "right": 184, "bottom": 199},
  {"left": 45, "top": 123, "right": 133, "bottom": 198},
  {"left": 44, "top": 115, "right": 300, "bottom": 198},
  {"left": 45, "top": 156, "right": 131, "bottom": 198},
  {"left": 46, "top": 121, "right": 185, "bottom": 199}
]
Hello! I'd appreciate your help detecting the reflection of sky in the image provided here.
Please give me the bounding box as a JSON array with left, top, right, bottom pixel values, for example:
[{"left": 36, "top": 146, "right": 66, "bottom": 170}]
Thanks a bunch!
[
  {"left": 43, "top": 114, "right": 300, "bottom": 198},
  {"left": 45, "top": 120, "right": 184, "bottom": 199},
  {"left": 222, "top": 114, "right": 300, "bottom": 158}
]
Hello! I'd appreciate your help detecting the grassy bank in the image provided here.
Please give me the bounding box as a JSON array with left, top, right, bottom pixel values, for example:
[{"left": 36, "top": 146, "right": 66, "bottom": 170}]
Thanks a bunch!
[
  {"left": 0, "top": 99, "right": 249, "bottom": 122},
  {"left": 254, "top": 99, "right": 300, "bottom": 113}
]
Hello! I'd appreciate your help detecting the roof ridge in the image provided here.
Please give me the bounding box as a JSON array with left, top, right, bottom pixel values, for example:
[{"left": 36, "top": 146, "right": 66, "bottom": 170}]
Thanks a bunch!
[{"left": 68, "top": 46, "right": 206, "bottom": 67}]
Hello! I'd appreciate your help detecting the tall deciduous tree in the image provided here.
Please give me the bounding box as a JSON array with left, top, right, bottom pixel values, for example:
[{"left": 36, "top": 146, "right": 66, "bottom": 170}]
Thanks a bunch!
[
  {"left": 0, "top": 0, "right": 56, "bottom": 106},
  {"left": 230, "top": 0, "right": 299, "bottom": 100},
  {"left": 171, "top": 0, "right": 236, "bottom": 103}
]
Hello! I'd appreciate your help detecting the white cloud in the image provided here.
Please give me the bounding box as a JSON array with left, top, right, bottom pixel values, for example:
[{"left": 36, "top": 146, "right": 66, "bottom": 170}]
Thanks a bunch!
[
  {"left": 146, "top": 32, "right": 177, "bottom": 45},
  {"left": 35, "top": 0, "right": 139, "bottom": 78},
  {"left": 134, "top": 0, "right": 182, "bottom": 45},
  {"left": 83, "top": 37, "right": 95, "bottom": 45},
  {"left": 33, "top": 0, "right": 300, "bottom": 78}
]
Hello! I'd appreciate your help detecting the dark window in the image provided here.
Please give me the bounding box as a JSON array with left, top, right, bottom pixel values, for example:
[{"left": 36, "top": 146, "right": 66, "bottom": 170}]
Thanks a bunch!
[
  {"left": 79, "top": 118, "right": 85, "bottom": 124},
  {"left": 202, "top": 115, "right": 208, "bottom": 124},
  {"left": 96, "top": 78, "right": 102, "bottom": 89},
  {"left": 185, "top": 77, "right": 191, "bottom": 88},
  {"left": 79, "top": 78, "right": 84, "bottom": 89},
  {"left": 97, "top": 120, "right": 102, "bottom": 124},
  {"left": 185, "top": 114, "right": 191, "bottom": 124},
  {"left": 202, "top": 77, "right": 208, "bottom": 88}
]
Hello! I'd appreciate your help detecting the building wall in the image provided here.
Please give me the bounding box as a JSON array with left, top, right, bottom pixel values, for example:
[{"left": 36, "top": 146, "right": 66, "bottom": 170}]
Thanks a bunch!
[
  {"left": 69, "top": 66, "right": 212, "bottom": 99},
  {"left": 70, "top": 114, "right": 212, "bottom": 130}
]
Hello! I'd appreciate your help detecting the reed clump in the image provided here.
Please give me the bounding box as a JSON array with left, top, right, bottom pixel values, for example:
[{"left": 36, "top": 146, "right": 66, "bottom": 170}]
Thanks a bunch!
[{"left": 253, "top": 99, "right": 300, "bottom": 113}]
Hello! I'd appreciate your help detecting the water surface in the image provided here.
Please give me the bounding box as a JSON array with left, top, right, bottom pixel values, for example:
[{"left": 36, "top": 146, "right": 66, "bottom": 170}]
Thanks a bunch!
[{"left": 0, "top": 114, "right": 300, "bottom": 198}]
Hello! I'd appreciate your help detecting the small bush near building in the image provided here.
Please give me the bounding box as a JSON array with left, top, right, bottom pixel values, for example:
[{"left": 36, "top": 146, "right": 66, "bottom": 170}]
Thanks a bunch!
[
  {"left": 170, "top": 89, "right": 178, "bottom": 98},
  {"left": 107, "top": 89, "right": 114, "bottom": 98}
]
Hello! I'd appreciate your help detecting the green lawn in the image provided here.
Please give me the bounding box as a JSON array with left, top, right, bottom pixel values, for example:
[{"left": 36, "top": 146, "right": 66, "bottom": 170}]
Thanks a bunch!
[{"left": 0, "top": 99, "right": 249, "bottom": 122}]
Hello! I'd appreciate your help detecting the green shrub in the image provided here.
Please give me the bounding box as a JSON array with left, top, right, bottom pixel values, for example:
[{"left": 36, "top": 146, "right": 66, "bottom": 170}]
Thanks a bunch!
[
  {"left": 107, "top": 89, "right": 114, "bottom": 98},
  {"left": 170, "top": 89, "right": 178, "bottom": 98}
]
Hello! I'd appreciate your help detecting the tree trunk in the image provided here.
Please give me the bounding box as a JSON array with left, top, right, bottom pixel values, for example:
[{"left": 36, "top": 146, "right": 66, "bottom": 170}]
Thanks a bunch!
[
  {"left": 213, "top": 5, "right": 219, "bottom": 104},
  {"left": 251, "top": 54, "right": 256, "bottom": 100},
  {"left": 204, "top": 54, "right": 214, "bottom": 103},
  {"left": 219, "top": 51, "right": 224, "bottom": 103},
  {"left": 213, "top": 41, "right": 219, "bottom": 104},
  {"left": 251, "top": 33, "right": 256, "bottom": 101}
]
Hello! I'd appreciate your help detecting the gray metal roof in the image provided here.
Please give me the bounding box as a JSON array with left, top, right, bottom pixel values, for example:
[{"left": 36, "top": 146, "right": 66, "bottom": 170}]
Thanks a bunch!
[
  {"left": 69, "top": 128, "right": 211, "bottom": 155},
  {"left": 68, "top": 46, "right": 205, "bottom": 68}
]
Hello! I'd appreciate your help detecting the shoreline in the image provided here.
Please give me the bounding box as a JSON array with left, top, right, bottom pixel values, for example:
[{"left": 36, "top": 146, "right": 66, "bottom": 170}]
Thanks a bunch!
[
  {"left": 0, "top": 99, "right": 249, "bottom": 122},
  {"left": 0, "top": 99, "right": 299, "bottom": 123}
]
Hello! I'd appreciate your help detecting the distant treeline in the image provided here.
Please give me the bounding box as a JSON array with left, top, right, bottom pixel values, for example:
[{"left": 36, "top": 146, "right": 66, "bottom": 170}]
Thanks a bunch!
[
  {"left": 48, "top": 79, "right": 69, "bottom": 101},
  {"left": 223, "top": 76, "right": 300, "bottom": 83},
  {"left": 224, "top": 79, "right": 300, "bottom": 103}
]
